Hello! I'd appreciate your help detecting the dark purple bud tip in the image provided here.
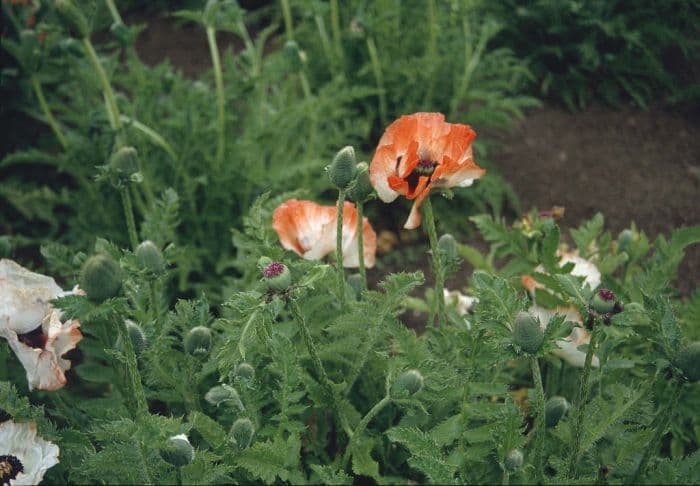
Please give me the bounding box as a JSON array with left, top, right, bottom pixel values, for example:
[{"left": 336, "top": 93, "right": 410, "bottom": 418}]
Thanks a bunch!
[
  {"left": 598, "top": 289, "right": 615, "bottom": 301},
  {"left": 263, "top": 262, "right": 285, "bottom": 278}
]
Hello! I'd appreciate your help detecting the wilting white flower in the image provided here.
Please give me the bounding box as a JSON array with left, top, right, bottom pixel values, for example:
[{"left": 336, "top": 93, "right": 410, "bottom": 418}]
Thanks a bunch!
[
  {"left": 0, "top": 259, "right": 83, "bottom": 390},
  {"left": 0, "top": 420, "right": 59, "bottom": 485},
  {"left": 558, "top": 250, "right": 601, "bottom": 290},
  {"left": 444, "top": 289, "right": 478, "bottom": 329}
]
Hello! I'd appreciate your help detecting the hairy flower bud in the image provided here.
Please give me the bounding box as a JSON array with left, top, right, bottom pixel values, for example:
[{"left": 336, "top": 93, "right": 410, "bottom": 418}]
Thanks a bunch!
[
  {"left": 230, "top": 418, "right": 255, "bottom": 449},
  {"left": 505, "top": 449, "right": 523, "bottom": 472},
  {"left": 108, "top": 146, "right": 139, "bottom": 180},
  {"left": 438, "top": 233, "right": 458, "bottom": 264},
  {"left": 257, "top": 256, "right": 273, "bottom": 269},
  {"left": 80, "top": 254, "right": 123, "bottom": 302},
  {"left": 512, "top": 312, "right": 544, "bottom": 354},
  {"left": 116, "top": 320, "right": 147, "bottom": 357},
  {"left": 346, "top": 162, "right": 373, "bottom": 202},
  {"left": 544, "top": 396, "right": 569, "bottom": 427},
  {"left": 283, "top": 40, "right": 305, "bottom": 73},
  {"left": 184, "top": 326, "right": 212, "bottom": 356},
  {"left": 262, "top": 262, "right": 291, "bottom": 292},
  {"left": 159, "top": 434, "right": 194, "bottom": 467},
  {"left": 390, "top": 369, "right": 424, "bottom": 398},
  {"left": 135, "top": 240, "right": 165, "bottom": 275},
  {"left": 234, "top": 362, "right": 255, "bottom": 380},
  {"left": 327, "top": 146, "right": 357, "bottom": 189},
  {"left": 675, "top": 342, "right": 700, "bottom": 382},
  {"left": 204, "top": 385, "right": 243, "bottom": 409},
  {"left": 591, "top": 289, "right": 616, "bottom": 314},
  {"left": 617, "top": 229, "right": 638, "bottom": 253},
  {"left": 54, "top": 0, "right": 90, "bottom": 38}
]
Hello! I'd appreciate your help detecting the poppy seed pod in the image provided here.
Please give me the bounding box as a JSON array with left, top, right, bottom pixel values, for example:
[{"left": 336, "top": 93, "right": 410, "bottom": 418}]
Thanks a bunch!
[
  {"left": 184, "top": 326, "right": 212, "bottom": 356},
  {"left": 204, "top": 385, "right": 243, "bottom": 409},
  {"left": 390, "top": 369, "right": 424, "bottom": 398},
  {"left": 159, "top": 434, "right": 194, "bottom": 467},
  {"left": 675, "top": 342, "right": 700, "bottom": 382},
  {"left": 80, "top": 255, "right": 123, "bottom": 302},
  {"left": 505, "top": 449, "right": 523, "bottom": 472},
  {"left": 235, "top": 362, "right": 255, "bottom": 380},
  {"left": 230, "top": 418, "right": 255, "bottom": 449},
  {"left": 135, "top": 240, "right": 165, "bottom": 275},
  {"left": 328, "top": 146, "right": 357, "bottom": 189},
  {"left": 591, "top": 289, "right": 616, "bottom": 314},
  {"left": 438, "top": 233, "right": 458, "bottom": 264},
  {"left": 109, "top": 146, "right": 139, "bottom": 180},
  {"left": 544, "top": 396, "right": 570, "bottom": 428},
  {"left": 346, "top": 162, "right": 374, "bottom": 203},
  {"left": 262, "top": 262, "right": 291, "bottom": 292},
  {"left": 117, "top": 320, "right": 147, "bottom": 357},
  {"left": 54, "top": 0, "right": 90, "bottom": 38},
  {"left": 513, "top": 312, "right": 544, "bottom": 355}
]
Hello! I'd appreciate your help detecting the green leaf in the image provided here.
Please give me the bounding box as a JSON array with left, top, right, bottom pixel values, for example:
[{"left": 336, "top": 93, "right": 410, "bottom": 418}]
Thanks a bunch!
[
  {"left": 387, "top": 427, "right": 455, "bottom": 484},
  {"left": 188, "top": 411, "right": 226, "bottom": 449},
  {"left": 310, "top": 465, "right": 352, "bottom": 485},
  {"left": 351, "top": 439, "right": 380, "bottom": 480}
]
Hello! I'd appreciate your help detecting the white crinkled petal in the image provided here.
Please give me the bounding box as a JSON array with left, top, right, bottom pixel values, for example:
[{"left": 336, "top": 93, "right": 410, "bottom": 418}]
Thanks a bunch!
[
  {"left": 560, "top": 253, "right": 601, "bottom": 290},
  {"left": 0, "top": 421, "right": 60, "bottom": 486},
  {"left": 529, "top": 304, "right": 598, "bottom": 368}
]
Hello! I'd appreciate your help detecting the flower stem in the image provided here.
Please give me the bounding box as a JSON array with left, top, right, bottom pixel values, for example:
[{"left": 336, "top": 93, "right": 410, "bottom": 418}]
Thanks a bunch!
[
  {"left": 329, "top": 0, "right": 344, "bottom": 68},
  {"left": 356, "top": 201, "right": 367, "bottom": 291},
  {"left": 629, "top": 379, "right": 683, "bottom": 484},
  {"left": 343, "top": 395, "right": 391, "bottom": 467},
  {"left": 104, "top": 0, "right": 123, "bottom": 24},
  {"left": 422, "top": 197, "right": 445, "bottom": 327},
  {"left": 116, "top": 316, "right": 148, "bottom": 418},
  {"left": 149, "top": 280, "right": 159, "bottom": 323},
  {"left": 530, "top": 356, "right": 546, "bottom": 484},
  {"left": 366, "top": 37, "right": 387, "bottom": 128},
  {"left": 567, "top": 325, "right": 600, "bottom": 478},
  {"left": 82, "top": 37, "right": 124, "bottom": 143},
  {"left": 336, "top": 190, "right": 346, "bottom": 307},
  {"left": 30, "top": 75, "right": 68, "bottom": 149},
  {"left": 280, "top": 0, "right": 294, "bottom": 40},
  {"left": 289, "top": 298, "right": 351, "bottom": 438},
  {"left": 206, "top": 26, "right": 225, "bottom": 170},
  {"left": 120, "top": 187, "right": 139, "bottom": 250}
]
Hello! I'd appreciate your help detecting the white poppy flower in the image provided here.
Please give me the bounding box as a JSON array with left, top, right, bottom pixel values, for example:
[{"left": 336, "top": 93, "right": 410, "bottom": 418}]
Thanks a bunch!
[
  {"left": 529, "top": 304, "right": 599, "bottom": 368},
  {"left": 0, "top": 420, "right": 59, "bottom": 485},
  {"left": 443, "top": 289, "right": 478, "bottom": 329},
  {"left": 0, "top": 259, "right": 83, "bottom": 391}
]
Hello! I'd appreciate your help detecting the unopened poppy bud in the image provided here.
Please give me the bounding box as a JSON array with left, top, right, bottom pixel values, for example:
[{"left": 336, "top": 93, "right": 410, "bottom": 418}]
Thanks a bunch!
[
  {"left": 80, "top": 254, "right": 123, "bottom": 302},
  {"left": 617, "top": 229, "right": 637, "bottom": 253},
  {"left": 438, "top": 234, "right": 458, "bottom": 263},
  {"left": 109, "top": 146, "right": 139, "bottom": 180},
  {"left": 591, "top": 289, "right": 616, "bottom": 314},
  {"left": 328, "top": 146, "right": 357, "bottom": 189},
  {"left": 230, "top": 418, "right": 255, "bottom": 449},
  {"left": 262, "top": 262, "right": 291, "bottom": 292},
  {"left": 160, "top": 434, "right": 194, "bottom": 467},
  {"left": 204, "top": 385, "right": 243, "bottom": 409},
  {"left": 513, "top": 312, "right": 544, "bottom": 354},
  {"left": 283, "top": 40, "right": 305, "bottom": 73},
  {"left": 544, "top": 396, "right": 569, "bottom": 427},
  {"left": 235, "top": 362, "right": 255, "bottom": 380},
  {"left": 257, "top": 256, "right": 273, "bottom": 270},
  {"left": 505, "top": 449, "right": 523, "bottom": 472},
  {"left": 57, "top": 37, "right": 84, "bottom": 57},
  {"left": 116, "top": 319, "right": 147, "bottom": 356},
  {"left": 675, "top": 342, "right": 700, "bottom": 382},
  {"left": 390, "top": 369, "right": 424, "bottom": 398},
  {"left": 184, "top": 326, "right": 212, "bottom": 356},
  {"left": 346, "top": 274, "right": 363, "bottom": 300},
  {"left": 135, "top": 240, "right": 165, "bottom": 274},
  {"left": 54, "top": 0, "right": 90, "bottom": 38},
  {"left": 347, "top": 162, "right": 373, "bottom": 202}
]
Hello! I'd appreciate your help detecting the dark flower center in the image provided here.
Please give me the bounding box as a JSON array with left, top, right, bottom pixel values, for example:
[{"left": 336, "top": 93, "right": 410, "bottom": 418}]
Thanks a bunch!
[
  {"left": 598, "top": 289, "right": 615, "bottom": 301},
  {"left": 17, "top": 326, "right": 47, "bottom": 349},
  {"left": 17, "top": 326, "right": 48, "bottom": 349},
  {"left": 263, "top": 262, "right": 285, "bottom": 278},
  {"left": 405, "top": 158, "right": 437, "bottom": 193},
  {"left": 0, "top": 455, "right": 24, "bottom": 483}
]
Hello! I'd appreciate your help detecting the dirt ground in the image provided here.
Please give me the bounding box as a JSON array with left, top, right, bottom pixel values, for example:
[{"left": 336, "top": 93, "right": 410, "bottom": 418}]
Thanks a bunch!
[{"left": 130, "top": 12, "right": 699, "bottom": 296}]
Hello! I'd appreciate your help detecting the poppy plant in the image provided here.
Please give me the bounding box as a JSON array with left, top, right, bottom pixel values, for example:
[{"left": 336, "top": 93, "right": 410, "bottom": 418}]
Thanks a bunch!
[
  {"left": 369, "top": 112, "right": 485, "bottom": 229},
  {"left": 272, "top": 199, "right": 377, "bottom": 268}
]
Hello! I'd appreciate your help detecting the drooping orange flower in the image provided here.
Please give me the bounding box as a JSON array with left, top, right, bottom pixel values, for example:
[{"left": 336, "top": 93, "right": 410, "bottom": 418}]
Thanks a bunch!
[
  {"left": 370, "top": 113, "right": 485, "bottom": 229},
  {"left": 272, "top": 199, "right": 377, "bottom": 268}
]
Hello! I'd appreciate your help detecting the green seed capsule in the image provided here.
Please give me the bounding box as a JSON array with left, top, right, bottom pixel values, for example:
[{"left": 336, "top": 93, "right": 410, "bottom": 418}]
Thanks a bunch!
[
  {"left": 230, "top": 418, "right": 255, "bottom": 449},
  {"left": 184, "top": 326, "right": 212, "bottom": 356},
  {"left": 159, "top": 434, "right": 194, "bottom": 467},
  {"left": 328, "top": 146, "right": 357, "bottom": 189},
  {"left": 390, "top": 369, "right": 424, "bottom": 398},
  {"left": 109, "top": 146, "right": 139, "bottom": 179},
  {"left": 262, "top": 262, "right": 291, "bottom": 292},
  {"left": 54, "top": 0, "right": 90, "bottom": 38},
  {"left": 591, "top": 289, "right": 616, "bottom": 314},
  {"left": 675, "top": 342, "right": 700, "bottom": 382},
  {"left": 346, "top": 162, "right": 374, "bottom": 202},
  {"left": 80, "top": 255, "right": 123, "bottom": 302},
  {"left": 512, "top": 312, "right": 544, "bottom": 355},
  {"left": 505, "top": 449, "right": 523, "bottom": 472},
  {"left": 135, "top": 240, "right": 165, "bottom": 274},
  {"left": 544, "top": 396, "right": 569, "bottom": 427}
]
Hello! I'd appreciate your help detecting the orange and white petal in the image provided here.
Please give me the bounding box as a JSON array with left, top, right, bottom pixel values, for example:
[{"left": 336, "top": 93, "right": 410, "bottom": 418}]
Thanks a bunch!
[
  {"left": 370, "top": 145, "right": 402, "bottom": 202},
  {"left": 272, "top": 199, "right": 336, "bottom": 258}
]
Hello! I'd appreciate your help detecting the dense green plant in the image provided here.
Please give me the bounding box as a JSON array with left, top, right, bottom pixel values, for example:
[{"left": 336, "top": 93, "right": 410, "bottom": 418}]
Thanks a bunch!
[{"left": 485, "top": 0, "right": 700, "bottom": 110}]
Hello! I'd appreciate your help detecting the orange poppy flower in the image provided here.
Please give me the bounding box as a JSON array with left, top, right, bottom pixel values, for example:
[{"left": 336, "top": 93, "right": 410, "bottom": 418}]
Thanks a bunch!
[
  {"left": 370, "top": 112, "right": 485, "bottom": 229},
  {"left": 272, "top": 199, "right": 377, "bottom": 268}
]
